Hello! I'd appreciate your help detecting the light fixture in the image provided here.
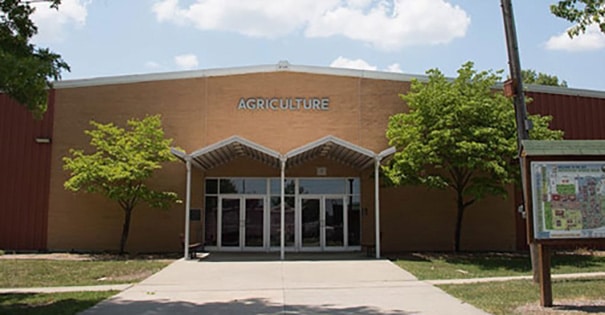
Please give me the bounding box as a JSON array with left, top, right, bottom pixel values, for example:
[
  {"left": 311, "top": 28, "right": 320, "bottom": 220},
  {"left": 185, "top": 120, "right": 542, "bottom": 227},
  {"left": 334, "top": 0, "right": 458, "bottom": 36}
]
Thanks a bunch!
[{"left": 35, "top": 137, "right": 51, "bottom": 144}]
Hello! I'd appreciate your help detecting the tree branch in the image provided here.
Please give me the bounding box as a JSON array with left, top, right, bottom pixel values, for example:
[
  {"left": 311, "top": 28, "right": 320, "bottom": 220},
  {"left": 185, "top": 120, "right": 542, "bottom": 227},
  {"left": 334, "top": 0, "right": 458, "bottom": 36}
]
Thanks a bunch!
[{"left": 463, "top": 199, "right": 476, "bottom": 208}]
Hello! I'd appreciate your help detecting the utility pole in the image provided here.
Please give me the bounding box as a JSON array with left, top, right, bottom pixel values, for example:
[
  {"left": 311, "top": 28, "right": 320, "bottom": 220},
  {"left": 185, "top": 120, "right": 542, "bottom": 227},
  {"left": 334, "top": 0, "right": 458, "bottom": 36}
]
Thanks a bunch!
[{"left": 500, "top": 0, "right": 539, "bottom": 283}]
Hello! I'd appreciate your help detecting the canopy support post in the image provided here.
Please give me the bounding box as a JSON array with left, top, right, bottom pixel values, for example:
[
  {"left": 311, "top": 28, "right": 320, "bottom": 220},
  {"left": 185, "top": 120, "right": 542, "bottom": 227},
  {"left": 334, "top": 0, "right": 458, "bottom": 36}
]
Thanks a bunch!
[
  {"left": 280, "top": 157, "right": 286, "bottom": 261},
  {"left": 374, "top": 157, "right": 381, "bottom": 259},
  {"left": 184, "top": 157, "right": 192, "bottom": 260}
]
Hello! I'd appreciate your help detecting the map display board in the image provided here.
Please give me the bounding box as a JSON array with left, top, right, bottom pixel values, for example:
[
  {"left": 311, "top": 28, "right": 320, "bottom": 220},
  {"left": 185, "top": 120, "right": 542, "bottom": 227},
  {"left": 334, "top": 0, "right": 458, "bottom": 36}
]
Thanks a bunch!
[{"left": 531, "top": 161, "right": 605, "bottom": 240}]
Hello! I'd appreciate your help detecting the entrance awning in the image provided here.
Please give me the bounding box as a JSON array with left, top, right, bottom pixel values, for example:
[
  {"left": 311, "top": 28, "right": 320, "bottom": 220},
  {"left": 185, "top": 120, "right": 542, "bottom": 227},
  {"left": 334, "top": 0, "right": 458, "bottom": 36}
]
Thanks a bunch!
[
  {"left": 286, "top": 136, "right": 377, "bottom": 169},
  {"left": 171, "top": 136, "right": 281, "bottom": 170},
  {"left": 172, "top": 135, "right": 395, "bottom": 260}
]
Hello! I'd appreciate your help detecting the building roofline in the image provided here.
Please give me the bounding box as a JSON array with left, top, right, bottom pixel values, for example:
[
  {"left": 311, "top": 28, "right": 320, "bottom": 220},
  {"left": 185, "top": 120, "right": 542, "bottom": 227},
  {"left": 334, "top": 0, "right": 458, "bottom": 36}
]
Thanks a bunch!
[
  {"left": 52, "top": 61, "right": 427, "bottom": 89},
  {"left": 53, "top": 61, "right": 605, "bottom": 99}
]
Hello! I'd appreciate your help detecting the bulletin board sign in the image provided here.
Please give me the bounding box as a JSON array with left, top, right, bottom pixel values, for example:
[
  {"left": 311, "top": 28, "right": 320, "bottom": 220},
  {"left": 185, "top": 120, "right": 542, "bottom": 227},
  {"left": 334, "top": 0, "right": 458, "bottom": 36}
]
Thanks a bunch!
[{"left": 530, "top": 161, "right": 605, "bottom": 240}]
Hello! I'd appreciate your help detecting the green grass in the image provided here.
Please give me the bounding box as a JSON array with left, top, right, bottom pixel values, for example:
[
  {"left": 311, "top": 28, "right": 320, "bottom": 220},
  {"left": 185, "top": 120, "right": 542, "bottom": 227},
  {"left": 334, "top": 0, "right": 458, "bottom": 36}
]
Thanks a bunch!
[
  {"left": 439, "top": 278, "right": 605, "bottom": 315},
  {"left": 0, "top": 259, "right": 171, "bottom": 288},
  {"left": 0, "top": 291, "right": 117, "bottom": 315},
  {"left": 393, "top": 252, "right": 605, "bottom": 280}
]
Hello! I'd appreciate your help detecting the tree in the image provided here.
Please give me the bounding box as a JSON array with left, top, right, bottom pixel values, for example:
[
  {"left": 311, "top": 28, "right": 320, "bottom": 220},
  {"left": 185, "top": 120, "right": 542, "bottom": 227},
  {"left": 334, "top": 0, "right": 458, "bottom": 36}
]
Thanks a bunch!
[
  {"left": 384, "top": 62, "right": 563, "bottom": 252},
  {"left": 522, "top": 69, "right": 568, "bottom": 87},
  {"left": 0, "top": 0, "right": 70, "bottom": 118},
  {"left": 551, "top": 0, "right": 605, "bottom": 37},
  {"left": 63, "top": 115, "right": 178, "bottom": 254}
]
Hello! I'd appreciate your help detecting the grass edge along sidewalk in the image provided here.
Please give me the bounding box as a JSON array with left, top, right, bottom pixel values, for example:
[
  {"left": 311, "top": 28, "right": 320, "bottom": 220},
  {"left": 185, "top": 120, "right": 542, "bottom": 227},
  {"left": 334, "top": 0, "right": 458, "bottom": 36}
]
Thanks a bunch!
[
  {"left": 0, "top": 256, "right": 173, "bottom": 288},
  {"left": 0, "top": 291, "right": 119, "bottom": 315},
  {"left": 394, "top": 251, "right": 605, "bottom": 315},
  {"left": 393, "top": 251, "right": 605, "bottom": 280},
  {"left": 0, "top": 255, "right": 173, "bottom": 315}
]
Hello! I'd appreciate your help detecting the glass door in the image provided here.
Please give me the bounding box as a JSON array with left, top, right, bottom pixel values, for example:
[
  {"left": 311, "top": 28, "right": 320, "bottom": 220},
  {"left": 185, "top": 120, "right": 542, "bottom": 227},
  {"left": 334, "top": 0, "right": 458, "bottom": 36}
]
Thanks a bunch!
[
  {"left": 324, "top": 198, "right": 345, "bottom": 247},
  {"left": 244, "top": 197, "right": 264, "bottom": 248},
  {"left": 220, "top": 196, "right": 266, "bottom": 249},
  {"left": 300, "top": 197, "right": 321, "bottom": 249},
  {"left": 220, "top": 197, "right": 241, "bottom": 248},
  {"left": 298, "top": 196, "right": 347, "bottom": 250},
  {"left": 270, "top": 196, "right": 295, "bottom": 249}
]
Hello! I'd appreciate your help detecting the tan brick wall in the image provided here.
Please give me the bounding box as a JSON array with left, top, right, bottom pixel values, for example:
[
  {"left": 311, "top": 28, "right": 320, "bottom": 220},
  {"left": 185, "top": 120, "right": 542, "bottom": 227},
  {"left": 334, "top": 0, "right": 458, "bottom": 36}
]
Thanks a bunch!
[{"left": 47, "top": 71, "right": 517, "bottom": 252}]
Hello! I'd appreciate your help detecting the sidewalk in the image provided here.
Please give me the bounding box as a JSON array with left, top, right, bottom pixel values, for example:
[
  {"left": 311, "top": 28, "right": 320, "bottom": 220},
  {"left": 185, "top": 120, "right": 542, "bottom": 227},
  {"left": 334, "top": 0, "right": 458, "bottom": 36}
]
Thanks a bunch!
[
  {"left": 78, "top": 259, "right": 490, "bottom": 315},
  {"left": 2, "top": 271, "right": 603, "bottom": 294}
]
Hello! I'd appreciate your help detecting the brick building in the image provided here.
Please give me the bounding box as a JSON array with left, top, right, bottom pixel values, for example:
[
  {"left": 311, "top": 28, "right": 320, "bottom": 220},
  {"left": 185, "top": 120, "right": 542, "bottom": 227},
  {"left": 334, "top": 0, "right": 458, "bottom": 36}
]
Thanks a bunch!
[{"left": 2, "top": 62, "right": 604, "bottom": 255}]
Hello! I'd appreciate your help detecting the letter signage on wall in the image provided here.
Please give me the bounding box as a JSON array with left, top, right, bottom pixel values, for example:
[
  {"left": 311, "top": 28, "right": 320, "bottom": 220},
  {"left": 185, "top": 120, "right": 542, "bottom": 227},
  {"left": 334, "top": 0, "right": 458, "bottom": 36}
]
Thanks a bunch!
[{"left": 237, "top": 97, "right": 330, "bottom": 111}]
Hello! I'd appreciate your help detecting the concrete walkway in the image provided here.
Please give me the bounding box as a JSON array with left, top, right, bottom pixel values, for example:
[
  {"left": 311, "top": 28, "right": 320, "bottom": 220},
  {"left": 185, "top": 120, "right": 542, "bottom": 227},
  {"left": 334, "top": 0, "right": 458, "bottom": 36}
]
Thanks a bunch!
[{"left": 77, "top": 258, "right": 489, "bottom": 315}]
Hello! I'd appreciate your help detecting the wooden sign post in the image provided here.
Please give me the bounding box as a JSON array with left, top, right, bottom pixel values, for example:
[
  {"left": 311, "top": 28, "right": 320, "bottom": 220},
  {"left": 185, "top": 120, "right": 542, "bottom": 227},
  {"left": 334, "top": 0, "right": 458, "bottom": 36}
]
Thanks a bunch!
[{"left": 522, "top": 140, "right": 605, "bottom": 307}]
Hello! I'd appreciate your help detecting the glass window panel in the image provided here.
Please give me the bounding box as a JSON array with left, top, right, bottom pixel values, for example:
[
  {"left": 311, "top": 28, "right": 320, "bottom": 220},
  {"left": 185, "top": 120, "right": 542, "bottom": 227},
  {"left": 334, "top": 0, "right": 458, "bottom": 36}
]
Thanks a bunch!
[
  {"left": 348, "top": 196, "right": 361, "bottom": 246},
  {"left": 204, "top": 196, "right": 217, "bottom": 246},
  {"left": 299, "top": 179, "right": 345, "bottom": 194},
  {"left": 270, "top": 179, "right": 296, "bottom": 195},
  {"left": 245, "top": 198, "right": 264, "bottom": 247},
  {"left": 325, "top": 198, "right": 344, "bottom": 247},
  {"left": 346, "top": 178, "right": 360, "bottom": 195},
  {"left": 270, "top": 196, "right": 295, "bottom": 247},
  {"left": 243, "top": 179, "right": 267, "bottom": 194},
  {"left": 220, "top": 178, "right": 243, "bottom": 194},
  {"left": 221, "top": 198, "right": 240, "bottom": 247},
  {"left": 301, "top": 198, "right": 320, "bottom": 247},
  {"left": 205, "top": 179, "right": 218, "bottom": 194}
]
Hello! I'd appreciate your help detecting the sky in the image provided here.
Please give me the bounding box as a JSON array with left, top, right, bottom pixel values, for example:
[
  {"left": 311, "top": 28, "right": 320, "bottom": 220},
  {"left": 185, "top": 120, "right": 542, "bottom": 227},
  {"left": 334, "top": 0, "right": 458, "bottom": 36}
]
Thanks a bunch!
[{"left": 30, "top": 0, "right": 605, "bottom": 91}]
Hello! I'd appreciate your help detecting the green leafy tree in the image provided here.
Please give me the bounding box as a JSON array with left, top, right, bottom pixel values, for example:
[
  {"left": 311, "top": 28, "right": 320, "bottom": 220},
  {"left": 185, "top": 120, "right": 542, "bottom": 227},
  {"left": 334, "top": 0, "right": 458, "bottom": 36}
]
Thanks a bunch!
[
  {"left": 63, "top": 115, "right": 178, "bottom": 254},
  {"left": 551, "top": 0, "right": 605, "bottom": 37},
  {"left": 385, "top": 62, "right": 563, "bottom": 252},
  {"left": 522, "top": 69, "right": 568, "bottom": 87},
  {"left": 0, "top": 0, "right": 70, "bottom": 118}
]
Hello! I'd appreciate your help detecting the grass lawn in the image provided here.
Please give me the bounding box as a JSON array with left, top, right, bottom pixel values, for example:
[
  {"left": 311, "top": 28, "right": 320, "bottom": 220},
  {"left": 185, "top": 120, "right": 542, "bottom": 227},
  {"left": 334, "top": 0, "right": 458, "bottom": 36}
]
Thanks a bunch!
[
  {"left": 0, "top": 291, "right": 118, "bottom": 315},
  {"left": 439, "top": 278, "right": 605, "bottom": 315},
  {"left": 393, "top": 251, "right": 605, "bottom": 280},
  {"left": 0, "top": 259, "right": 172, "bottom": 288}
]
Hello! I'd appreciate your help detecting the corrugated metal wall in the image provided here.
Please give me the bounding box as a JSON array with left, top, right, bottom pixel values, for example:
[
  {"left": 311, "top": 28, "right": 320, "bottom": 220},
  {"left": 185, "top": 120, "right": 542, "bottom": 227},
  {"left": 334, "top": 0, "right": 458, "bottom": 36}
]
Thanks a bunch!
[
  {"left": 527, "top": 91, "right": 605, "bottom": 139},
  {"left": 515, "top": 90, "right": 605, "bottom": 250},
  {"left": 0, "top": 91, "right": 54, "bottom": 251}
]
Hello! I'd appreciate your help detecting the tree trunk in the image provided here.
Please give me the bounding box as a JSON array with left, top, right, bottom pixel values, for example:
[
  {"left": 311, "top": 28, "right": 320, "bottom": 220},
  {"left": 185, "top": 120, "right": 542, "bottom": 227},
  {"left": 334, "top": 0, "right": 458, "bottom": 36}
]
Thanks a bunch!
[
  {"left": 454, "top": 191, "right": 465, "bottom": 253},
  {"left": 119, "top": 207, "right": 133, "bottom": 255}
]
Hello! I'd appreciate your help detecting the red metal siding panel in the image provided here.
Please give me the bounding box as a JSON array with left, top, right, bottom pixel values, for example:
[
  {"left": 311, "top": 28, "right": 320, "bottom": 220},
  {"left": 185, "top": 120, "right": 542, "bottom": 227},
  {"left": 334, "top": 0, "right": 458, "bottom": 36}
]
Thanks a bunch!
[
  {"left": 527, "top": 91, "right": 605, "bottom": 139},
  {"left": 0, "top": 92, "right": 53, "bottom": 250}
]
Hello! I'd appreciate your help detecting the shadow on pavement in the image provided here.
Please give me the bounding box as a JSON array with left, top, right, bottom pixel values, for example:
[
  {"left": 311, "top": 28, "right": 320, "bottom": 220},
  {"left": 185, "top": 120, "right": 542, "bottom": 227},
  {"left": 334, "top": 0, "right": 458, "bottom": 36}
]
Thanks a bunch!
[
  {"left": 552, "top": 304, "right": 605, "bottom": 313},
  {"left": 86, "top": 297, "right": 418, "bottom": 315},
  {"left": 0, "top": 292, "right": 113, "bottom": 315}
]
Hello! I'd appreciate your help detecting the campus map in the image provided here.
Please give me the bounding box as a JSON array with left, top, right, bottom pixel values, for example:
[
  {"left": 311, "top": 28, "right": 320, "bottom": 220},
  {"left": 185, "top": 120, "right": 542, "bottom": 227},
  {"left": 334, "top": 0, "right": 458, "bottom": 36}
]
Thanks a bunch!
[{"left": 531, "top": 162, "right": 605, "bottom": 239}]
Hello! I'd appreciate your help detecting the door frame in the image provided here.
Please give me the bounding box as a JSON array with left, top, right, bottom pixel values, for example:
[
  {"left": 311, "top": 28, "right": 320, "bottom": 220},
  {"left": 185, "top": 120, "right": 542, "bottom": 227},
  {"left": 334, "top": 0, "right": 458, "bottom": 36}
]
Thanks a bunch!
[
  {"left": 217, "top": 195, "right": 268, "bottom": 251},
  {"left": 297, "top": 194, "right": 348, "bottom": 251}
]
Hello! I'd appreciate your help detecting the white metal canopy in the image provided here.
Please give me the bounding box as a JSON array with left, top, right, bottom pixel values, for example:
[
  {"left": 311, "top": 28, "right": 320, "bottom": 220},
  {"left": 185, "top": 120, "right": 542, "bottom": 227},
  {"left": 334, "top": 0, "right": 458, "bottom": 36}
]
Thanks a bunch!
[
  {"left": 172, "top": 135, "right": 395, "bottom": 260},
  {"left": 189, "top": 136, "right": 281, "bottom": 170},
  {"left": 285, "top": 135, "right": 377, "bottom": 169}
]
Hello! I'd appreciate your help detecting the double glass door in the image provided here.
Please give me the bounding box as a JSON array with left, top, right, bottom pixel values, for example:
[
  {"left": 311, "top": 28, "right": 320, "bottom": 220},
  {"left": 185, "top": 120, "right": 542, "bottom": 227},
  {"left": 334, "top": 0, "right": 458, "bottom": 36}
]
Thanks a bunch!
[
  {"left": 217, "top": 195, "right": 347, "bottom": 251},
  {"left": 300, "top": 196, "right": 345, "bottom": 250},
  {"left": 219, "top": 196, "right": 265, "bottom": 249}
]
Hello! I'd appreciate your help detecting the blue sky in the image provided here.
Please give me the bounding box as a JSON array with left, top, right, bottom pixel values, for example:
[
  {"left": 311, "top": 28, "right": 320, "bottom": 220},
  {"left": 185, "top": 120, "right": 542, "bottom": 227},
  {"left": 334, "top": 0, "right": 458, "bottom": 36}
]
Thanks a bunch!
[{"left": 31, "top": 0, "right": 605, "bottom": 91}]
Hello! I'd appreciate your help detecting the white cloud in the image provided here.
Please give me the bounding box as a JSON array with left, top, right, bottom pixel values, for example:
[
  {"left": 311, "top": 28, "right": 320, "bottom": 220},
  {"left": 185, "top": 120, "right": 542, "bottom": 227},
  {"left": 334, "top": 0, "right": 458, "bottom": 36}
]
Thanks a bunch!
[
  {"left": 329, "top": 57, "right": 403, "bottom": 73},
  {"left": 152, "top": 0, "right": 470, "bottom": 50},
  {"left": 545, "top": 24, "right": 605, "bottom": 52},
  {"left": 386, "top": 63, "right": 402, "bottom": 73},
  {"left": 31, "top": 0, "right": 90, "bottom": 43},
  {"left": 174, "top": 54, "right": 199, "bottom": 70},
  {"left": 330, "top": 56, "right": 377, "bottom": 71}
]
